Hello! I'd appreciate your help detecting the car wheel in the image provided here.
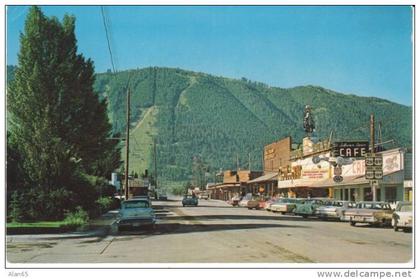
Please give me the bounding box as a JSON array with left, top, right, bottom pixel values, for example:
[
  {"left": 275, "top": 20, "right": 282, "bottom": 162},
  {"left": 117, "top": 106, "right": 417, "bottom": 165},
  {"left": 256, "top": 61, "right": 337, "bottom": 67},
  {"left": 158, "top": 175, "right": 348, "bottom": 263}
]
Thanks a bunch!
[
  {"left": 248, "top": 207, "right": 252, "bottom": 210},
  {"left": 183, "top": 204, "right": 185, "bottom": 207},
  {"left": 350, "top": 221, "right": 356, "bottom": 226}
]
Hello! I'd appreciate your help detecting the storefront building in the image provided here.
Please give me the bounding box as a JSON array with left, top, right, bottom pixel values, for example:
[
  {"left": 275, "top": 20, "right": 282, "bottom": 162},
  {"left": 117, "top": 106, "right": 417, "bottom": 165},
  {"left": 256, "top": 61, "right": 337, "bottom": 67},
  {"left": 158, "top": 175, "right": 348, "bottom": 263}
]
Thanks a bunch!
[
  {"left": 329, "top": 148, "right": 406, "bottom": 202},
  {"left": 208, "top": 170, "right": 262, "bottom": 201},
  {"left": 278, "top": 137, "right": 333, "bottom": 198},
  {"left": 246, "top": 172, "right": 278, "bottom": 197},
  {"left": 277, "top": 136, "right": 409, "bottom": 203}
]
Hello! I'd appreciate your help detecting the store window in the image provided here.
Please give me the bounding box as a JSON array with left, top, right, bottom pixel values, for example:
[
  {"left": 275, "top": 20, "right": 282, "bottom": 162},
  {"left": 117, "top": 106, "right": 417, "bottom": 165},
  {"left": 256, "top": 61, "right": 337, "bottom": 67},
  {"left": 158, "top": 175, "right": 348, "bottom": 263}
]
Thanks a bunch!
[
  {"left": 350, "top": 188, "right": 356, "bottom": 201},
  {"left": 385, "top": 187, "right": 397, "bottom": 202},
  {"left": 334, "top": 189, "right": 341, "bottom": 200},
  {"left": 364, "top": 187, "right": 373, "bottom": 201}
]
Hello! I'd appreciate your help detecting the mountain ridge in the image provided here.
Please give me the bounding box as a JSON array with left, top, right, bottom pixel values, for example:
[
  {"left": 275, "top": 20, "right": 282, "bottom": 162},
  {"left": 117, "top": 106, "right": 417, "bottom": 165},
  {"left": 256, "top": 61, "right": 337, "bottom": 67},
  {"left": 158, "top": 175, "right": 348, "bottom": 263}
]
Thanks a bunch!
[{"left": 7, "top": 65, "right": 412, "bottom": 187}]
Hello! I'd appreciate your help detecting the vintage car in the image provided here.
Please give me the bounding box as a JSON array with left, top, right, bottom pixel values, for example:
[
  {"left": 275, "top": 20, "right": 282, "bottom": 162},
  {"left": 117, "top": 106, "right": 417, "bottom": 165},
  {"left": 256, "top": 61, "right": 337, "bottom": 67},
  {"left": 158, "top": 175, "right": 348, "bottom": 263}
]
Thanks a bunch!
[
  {"left": 228, "top": 196, "right": 241, "bottom": 207},
  {"left": 247, "top": 196, "right": 265, "bottom": 210},
  {"left": 117, "top": 198, "right": 156, "bottom": 231},
  {"left": 293, "top": 198, "right": 332, "bottom": 218},
  {"left": 157, "top": 193, "right": 168, "bottom": 201},
  {"left": 343, "top": 201, "right": 393, "bottom": 227},
  {"left": 392, "top": 201, "right": 412, "bottom": 232},
  {"left": 182, "top": 195, "right": 198, "bottom": 207},
  {"left": 198, "top": 192, "right": 209, "bottom": 200},
  {"left": 270, "top": 198, "right": 303, "bottom": 214},
  {"left": 315, "top": 200, "right": 356, "bottom": 220},
  {"left": 238, "top": 193, "right": 254, "bottom": 207},
  {"left": 264, "top": 198, "right": 279, "bottom": 211},
  {"left": 258, "top": 197, "right": 270, "bottom": 210},
  {"left": 132, "top": 195, "right": 152, "bottom": 206},
  {"left": 337, "top": 201, "right": 358, "bottom": 221}
]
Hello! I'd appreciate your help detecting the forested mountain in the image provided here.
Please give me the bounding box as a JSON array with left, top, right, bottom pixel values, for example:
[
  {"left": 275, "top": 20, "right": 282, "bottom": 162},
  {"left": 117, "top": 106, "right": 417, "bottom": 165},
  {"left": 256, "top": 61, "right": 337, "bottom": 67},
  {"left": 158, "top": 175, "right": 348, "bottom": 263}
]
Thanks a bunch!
[
  {"left": 93, "top": 67, "right": 412, "bottom": 185},
  {"left": 7, "top": 66, "right": 412, "bottom": 187}
]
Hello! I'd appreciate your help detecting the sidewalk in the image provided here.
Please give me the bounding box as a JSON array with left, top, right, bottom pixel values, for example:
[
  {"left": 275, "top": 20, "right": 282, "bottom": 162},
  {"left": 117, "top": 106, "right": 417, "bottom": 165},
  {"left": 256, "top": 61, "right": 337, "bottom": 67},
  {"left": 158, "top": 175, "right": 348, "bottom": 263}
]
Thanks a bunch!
[{"left": 6, "top": 210, "right": 119, "bottom": 242}]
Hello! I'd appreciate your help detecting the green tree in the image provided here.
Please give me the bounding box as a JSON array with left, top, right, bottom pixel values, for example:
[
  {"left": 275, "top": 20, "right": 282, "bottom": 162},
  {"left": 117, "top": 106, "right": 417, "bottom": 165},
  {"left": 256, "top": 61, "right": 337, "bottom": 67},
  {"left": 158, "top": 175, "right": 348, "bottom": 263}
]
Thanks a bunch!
[{"left": 7, "top": 6, "right": 120, "bottom": 219}]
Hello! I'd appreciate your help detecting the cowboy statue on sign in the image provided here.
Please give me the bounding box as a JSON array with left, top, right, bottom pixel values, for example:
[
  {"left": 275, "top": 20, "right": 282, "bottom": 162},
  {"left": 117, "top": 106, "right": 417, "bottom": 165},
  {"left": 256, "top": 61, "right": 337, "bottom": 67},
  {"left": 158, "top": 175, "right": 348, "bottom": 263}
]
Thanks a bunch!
[{"left": 303, "top": 105, "right": 315, "bottom": 135}]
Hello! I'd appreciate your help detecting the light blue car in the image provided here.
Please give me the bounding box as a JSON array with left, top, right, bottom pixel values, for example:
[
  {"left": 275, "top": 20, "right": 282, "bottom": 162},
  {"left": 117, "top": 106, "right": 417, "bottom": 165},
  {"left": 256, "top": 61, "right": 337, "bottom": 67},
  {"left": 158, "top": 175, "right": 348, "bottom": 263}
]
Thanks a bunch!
[{"left": 117, "top": 198, "right": 156, "bottom": 231}]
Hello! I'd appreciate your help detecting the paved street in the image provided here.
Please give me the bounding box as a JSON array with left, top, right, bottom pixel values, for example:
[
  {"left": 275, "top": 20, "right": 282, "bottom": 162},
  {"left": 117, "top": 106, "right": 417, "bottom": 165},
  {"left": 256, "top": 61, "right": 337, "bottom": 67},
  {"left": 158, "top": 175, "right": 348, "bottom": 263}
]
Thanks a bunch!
[{"left": 7, "top": 197, "right": 412, "bottom": 264}]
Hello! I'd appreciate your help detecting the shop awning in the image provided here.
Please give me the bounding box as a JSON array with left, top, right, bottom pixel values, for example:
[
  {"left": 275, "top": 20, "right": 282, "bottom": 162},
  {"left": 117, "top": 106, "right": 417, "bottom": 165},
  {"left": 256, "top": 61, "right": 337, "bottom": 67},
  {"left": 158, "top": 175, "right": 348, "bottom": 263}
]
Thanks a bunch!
[
  {"left": 215, "top": 183, "right": 241, "bottom": 189},
  {"left": 247, "top": 172, "right": 278, "bottom": 184},
  {"left": 278, "top": 170, "right": 403, "bottom": 189},
  {"left": 278, "top": 179, "right": 317, "bottom": 189}
]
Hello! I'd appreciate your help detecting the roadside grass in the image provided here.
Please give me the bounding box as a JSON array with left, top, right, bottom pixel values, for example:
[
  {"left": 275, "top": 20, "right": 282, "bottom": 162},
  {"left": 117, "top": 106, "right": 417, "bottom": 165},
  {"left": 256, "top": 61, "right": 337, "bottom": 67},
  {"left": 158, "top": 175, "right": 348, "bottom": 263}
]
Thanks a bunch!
[
  {"left": 6, "top": 220, "right": 74, "bottom": 234},
  {"left": 7, "top": 221, "right": 67, "bottom": 229},
  {"left": 7, "top": 211, "right": 89, "bottom": 234}
]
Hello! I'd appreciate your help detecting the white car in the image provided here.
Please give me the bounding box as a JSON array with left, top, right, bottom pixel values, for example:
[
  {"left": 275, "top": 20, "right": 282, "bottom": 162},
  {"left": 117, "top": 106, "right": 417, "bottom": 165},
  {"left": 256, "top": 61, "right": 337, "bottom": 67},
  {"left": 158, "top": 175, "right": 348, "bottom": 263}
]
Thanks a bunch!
[
  {"left": 117, "top": 198, "right": 156, "bottom": 231},
  {"left": 392, "top": 201, "right": 412, "bottom": 232},
  {"left": 316, "top": 201, "right": 356, "bottom": 220},
  {"left": 338, "top": 201, "right": 358, "bottom": 221},
  {"left": 270, "top": 198, "right": 302, "bottom": 214}
]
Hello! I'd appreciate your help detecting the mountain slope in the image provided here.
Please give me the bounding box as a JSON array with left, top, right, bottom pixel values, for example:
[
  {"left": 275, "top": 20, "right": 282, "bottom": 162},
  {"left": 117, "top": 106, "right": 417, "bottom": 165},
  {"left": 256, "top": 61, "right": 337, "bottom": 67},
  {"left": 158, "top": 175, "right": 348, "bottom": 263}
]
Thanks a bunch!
[
  {"left": 7, "top": 65, "right": 412, "bottom": 186},
  {"left": 92, "top": 67, "right": 412, "bottom": 186}
]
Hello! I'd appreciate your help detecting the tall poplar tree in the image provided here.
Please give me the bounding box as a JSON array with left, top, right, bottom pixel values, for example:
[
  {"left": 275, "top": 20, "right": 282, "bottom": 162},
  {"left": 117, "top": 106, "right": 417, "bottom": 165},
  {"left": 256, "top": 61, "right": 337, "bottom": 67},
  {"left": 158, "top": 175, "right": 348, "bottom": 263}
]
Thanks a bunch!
[{"left": 7, "top": 6, "right": 120, "bottom": 218}]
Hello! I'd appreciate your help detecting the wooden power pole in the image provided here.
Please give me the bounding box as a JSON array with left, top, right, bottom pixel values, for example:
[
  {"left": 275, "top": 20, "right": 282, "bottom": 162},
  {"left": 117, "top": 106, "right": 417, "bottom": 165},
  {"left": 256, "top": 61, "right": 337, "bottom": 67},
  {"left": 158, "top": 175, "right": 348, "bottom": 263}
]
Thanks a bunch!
[
  {"left": 370, "top": 113, "right": 376, "bottom": 202},
  {"left": 124, "top": 87, "right": 131, "bottom": 200},
  {"left": 154, "top": 138, "right": 158, "bottom": 190}
]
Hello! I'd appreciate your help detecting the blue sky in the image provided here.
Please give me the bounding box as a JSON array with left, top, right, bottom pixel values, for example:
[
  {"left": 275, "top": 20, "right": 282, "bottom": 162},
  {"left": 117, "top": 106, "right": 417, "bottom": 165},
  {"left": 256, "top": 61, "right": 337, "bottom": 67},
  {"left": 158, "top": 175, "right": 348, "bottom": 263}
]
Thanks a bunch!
[{"left": 6, "top": 6, "right": 413, "bottom": 106}]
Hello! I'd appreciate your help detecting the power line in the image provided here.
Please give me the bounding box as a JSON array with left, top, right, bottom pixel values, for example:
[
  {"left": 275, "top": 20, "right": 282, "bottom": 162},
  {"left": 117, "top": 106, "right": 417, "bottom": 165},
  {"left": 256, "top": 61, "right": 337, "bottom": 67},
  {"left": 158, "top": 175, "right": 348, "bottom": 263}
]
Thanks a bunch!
[{"left": 100, "top": 6, "right": 116, "bottom": 74}]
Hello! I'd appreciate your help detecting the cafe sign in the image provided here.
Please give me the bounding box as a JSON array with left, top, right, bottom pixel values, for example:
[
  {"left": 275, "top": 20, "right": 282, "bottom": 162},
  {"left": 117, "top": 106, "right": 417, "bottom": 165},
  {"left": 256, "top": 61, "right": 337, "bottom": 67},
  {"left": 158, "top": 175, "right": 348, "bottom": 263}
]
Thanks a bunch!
[{"left": 332, "top": 141, "right": 369, "bottom": 158}]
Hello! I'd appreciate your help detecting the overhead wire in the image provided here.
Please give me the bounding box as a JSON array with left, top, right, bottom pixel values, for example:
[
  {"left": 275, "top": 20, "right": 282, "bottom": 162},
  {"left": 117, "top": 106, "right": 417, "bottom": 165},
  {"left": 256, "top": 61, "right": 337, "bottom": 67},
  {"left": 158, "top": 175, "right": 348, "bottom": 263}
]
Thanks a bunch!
[{"left": 100, "top": 6, "right": 117, "bottom": 74}]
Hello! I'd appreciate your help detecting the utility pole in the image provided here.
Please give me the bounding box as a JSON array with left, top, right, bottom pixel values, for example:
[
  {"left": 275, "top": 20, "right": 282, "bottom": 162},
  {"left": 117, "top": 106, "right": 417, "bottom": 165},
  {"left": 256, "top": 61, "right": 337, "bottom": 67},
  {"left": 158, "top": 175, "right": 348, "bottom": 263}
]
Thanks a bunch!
[
  {"left": 370, "top": 113, "right": 376, "bottom": 202},
  {"left": 378, "top": 121, "right": 383, "bottom": 149},
  {"left": 154, "top": 138, "right": 158, "bottom": 191},
  {"left": 124, "top": 87, "right": 131, "bottom": 200},
  {"left": 236, "top": 154, "right": 239, "bottom": 171},
  {"left": 262, "top": 149, "right": 265, "bottom": 172}
]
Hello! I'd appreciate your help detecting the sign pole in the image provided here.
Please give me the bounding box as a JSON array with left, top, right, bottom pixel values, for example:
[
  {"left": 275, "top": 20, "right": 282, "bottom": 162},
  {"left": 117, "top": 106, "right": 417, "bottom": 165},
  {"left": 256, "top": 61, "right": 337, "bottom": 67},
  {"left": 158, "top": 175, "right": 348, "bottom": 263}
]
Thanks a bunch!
[{"left": 371, "top": 180, "right": 376, "bottom": 202}]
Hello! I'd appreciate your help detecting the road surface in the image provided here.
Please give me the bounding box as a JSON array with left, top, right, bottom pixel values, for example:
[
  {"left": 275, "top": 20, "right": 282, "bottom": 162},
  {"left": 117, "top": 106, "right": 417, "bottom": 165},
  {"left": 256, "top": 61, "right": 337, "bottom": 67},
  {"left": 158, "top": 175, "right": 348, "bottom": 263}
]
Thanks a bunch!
[{"left": 7, "top": 197, "right": 413, "bottom": 264}]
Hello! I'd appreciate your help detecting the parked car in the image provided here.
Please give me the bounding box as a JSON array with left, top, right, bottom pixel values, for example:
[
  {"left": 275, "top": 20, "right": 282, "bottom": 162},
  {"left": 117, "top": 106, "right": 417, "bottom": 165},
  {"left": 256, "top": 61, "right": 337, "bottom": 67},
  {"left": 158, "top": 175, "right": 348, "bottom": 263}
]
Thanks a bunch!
[
  {"left": 157, "top": 193, "right": 168, "bottom": 201},
  {"left": 247, "top": 196, "right": 264, "bottom": 210},
  {"left": 238, "top": 194, "right": 253, "bottom": 207},
  {"left": 271, "top": 198, "right": 303, "bottom": 214},
  {"left": 264, "top": 198, "right": 279, "bottom": 211},
  {"left": 258, "top": 197, "right": 270, "bottom": 210},
  {"left": 117, "top": 198, "right": 156, "bottom": 231},
  {"left": 293, "top": 198, "right": 332, "bottom": 218},
  {"left": 343, "top": 201, "right": 393, "bottom": 227},
  {"left": 337, "top": 201, "right": 358, "bottom": 221},
  {"left": 131, "top": 195, "right": 152, "bottom": 205},
  {"left": 315, "top": 200, "right": 356, "bottom": 220},
  {"left": 392, "top": 201, "right": 412, "bottom": 232},
  {"left": 227, "top": 196, "right": 241, "bottom": 207},
  {"left": 182, "top": 195, "right": 198, "bottom": 207},
  {"left": 199, "top": 192, "right": 209, "bottom": 200}
]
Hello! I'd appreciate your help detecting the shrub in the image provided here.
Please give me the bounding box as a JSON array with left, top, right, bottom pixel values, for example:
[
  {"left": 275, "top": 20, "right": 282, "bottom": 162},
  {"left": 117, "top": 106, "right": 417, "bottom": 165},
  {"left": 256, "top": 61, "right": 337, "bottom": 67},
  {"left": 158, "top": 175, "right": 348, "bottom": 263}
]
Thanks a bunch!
[
  {"left": 95, "top": 196, "right": 113, "bottom": 214},
  {"left": 63, "top": 206, "right": 89, "bottom": 229}
]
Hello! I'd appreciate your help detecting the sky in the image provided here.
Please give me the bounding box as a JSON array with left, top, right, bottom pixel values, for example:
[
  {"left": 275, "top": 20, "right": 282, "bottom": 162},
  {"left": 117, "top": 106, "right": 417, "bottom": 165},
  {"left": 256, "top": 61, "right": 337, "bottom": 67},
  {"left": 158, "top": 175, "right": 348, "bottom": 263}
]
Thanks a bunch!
[{"left": 6, "top": 5, "right": 413, "bottom": 106}]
